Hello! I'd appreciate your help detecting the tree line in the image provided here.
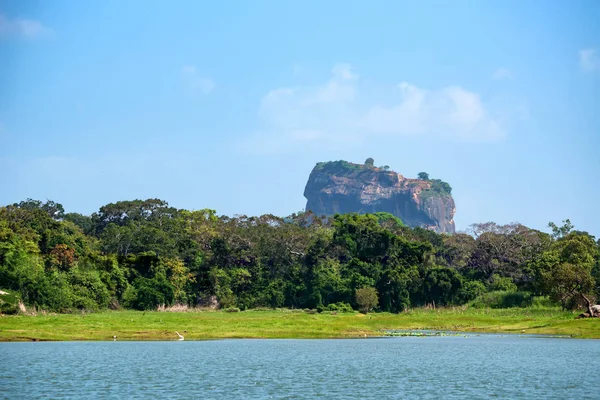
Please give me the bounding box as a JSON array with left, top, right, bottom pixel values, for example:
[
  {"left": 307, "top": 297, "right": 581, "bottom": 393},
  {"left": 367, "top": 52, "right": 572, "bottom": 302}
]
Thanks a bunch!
[{"left": 1, "top": 198, "right": 598, "bottom": 314}]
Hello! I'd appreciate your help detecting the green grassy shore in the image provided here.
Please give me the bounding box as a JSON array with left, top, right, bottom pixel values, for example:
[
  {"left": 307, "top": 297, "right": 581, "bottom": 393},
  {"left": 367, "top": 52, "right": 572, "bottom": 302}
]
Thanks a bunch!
[{"left": 1, "top": 308, "right": 599, "bottom": 341}]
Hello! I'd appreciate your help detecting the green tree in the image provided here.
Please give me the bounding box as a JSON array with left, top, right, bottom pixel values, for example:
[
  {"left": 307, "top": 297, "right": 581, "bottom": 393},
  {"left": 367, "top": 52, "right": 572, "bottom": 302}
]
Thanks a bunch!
[
  {"left": 467, "top": 222, "right": 551, "bottom": 283},
  {"left": 548, "top": 219, "right": 574, "bottom": 240},
  {"left": 355, "top": 286, "right": 378, "bottom": 313},
  {"left": 420, "top": 267, "right": 464, "bottom": 306},
  {"left": 209, "top": 267, "right": 236, "bottom": 308},
  {"left": 488, "top": 273, "right": 517, "bottom": 292},
  {"left": 63, "top": 213, "right": 93, "bottom": 234},
  {"left": 364, "top": 157, "right": 374, "bottom": 168},
  {"left": 430, "top": 179, "right": 452, "bottom": 194},
  {"left": 534, "top": 232, "right": 598, "bottom": 313},
  {"left": 308, "top": 258, "right": 349, "bottom": 308},
  {"left": 374, "top": 212, "right": 405, "bottom": 230},
  {"left": 14, "top": 199, "right": 65, "bottom": 220},
  {"left": 418, "top": 172, "right": 430, "bottom": 180},
  {"left": 129, "top": 272, "right": 175, "bottom": 310},
  {"left": 459, "top": 280, "right": 486, "bottom": 303},
  {"left": 438, "top": 233, "right": 475, "bottom": 269},
  {"left": 68, "top": 267, "right": 111, "bottom": 310}
]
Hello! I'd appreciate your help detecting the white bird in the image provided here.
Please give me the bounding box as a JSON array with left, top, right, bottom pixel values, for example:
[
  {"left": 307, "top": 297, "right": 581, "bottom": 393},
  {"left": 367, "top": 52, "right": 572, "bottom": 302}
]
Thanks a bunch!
[{"left": 175, "top": 331, "right": 184, "bottom": 341}]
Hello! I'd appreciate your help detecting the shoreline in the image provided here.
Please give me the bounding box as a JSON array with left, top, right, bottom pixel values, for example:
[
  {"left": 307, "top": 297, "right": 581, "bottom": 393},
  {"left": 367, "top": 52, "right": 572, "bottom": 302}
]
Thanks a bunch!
[{"left": 1, "top": 308, "right": 599, "bottom": 342}]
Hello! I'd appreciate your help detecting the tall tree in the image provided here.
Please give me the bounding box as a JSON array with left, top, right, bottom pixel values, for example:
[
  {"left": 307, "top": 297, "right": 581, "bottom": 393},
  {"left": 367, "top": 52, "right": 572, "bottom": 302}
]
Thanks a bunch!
[
  {"left": 548, "top": 219, "right": 574, "bottom": 240},
  {"left": 534, "top": 232, "right": 598, "bottom": 313}
]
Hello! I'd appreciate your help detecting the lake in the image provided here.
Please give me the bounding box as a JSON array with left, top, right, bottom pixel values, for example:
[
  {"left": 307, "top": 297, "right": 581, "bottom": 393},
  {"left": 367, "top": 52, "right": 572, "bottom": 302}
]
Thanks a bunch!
[{"left": 2, "top": 335, "right": 599, "bottom": 399}]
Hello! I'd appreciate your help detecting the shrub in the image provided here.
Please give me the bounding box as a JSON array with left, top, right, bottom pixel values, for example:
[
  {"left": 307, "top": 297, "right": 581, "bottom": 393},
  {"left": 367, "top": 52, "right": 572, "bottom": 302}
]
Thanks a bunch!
[
  {"left": 317, "top": 302, "right": 354, "bottom": 313},
  {"left": 121, "top": 286, "right": 138, "bottom": 309},
  {"left": 42, "top": 272, "right": 75, "bottom": 312},
  {"left": 430, "top": 179, "right": 452, "bottom": 194},
  {"left": 0, "top": 290, "right": 20, "bottom": 315},
  {"left": 157, "top": 303, "right": 189, "bottom": 312},
  {"left": 460, "top": 280, "right": 486, "bottom": 303},
  {"left": 313, "top": 160, "right": 365, "bottom": 175},
  {"left": 224, "top": 306, "right": 240, "bottom": 313},
  {"left": 421, "top": 179, "right": 452, "bottom": 196},
  {"left": 530, "top": 296, "right": 557, "bottom": 309},
  {"left": 470, "top": 291, "right": 533, "bottom": 309},
  {"left": 488, "top": 274, "right": 517, "bottom": 292},
  {"left": 330, "top": 302, "right": 354, "bottom": 312},
  {"left": 355, "top": 287, "right": 378, "bottom": 313},
  {"left": 249, "top": 307, "right": 274, "bottom": 312},
  {"left": 217, "top": 290, "right": 236, "bottom": 309},
  {"left": 68, "top": 268, "right": 111, "bottom": 310},
  {"left": 128, "top": 274, "right": 175, "bottom": 310}
]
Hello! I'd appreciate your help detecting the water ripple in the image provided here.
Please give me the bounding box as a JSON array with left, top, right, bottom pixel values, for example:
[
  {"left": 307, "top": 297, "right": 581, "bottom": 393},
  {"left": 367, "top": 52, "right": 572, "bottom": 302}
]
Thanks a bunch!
[{"left": 2, "top": 336, "right": 599, "bottom": 399}]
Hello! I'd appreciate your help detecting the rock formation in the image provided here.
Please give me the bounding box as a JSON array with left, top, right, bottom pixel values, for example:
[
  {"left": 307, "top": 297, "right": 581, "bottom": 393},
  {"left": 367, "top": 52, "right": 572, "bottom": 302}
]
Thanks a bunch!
[{"left": 304, "top": 160, "right": 456, "bottom": 233}]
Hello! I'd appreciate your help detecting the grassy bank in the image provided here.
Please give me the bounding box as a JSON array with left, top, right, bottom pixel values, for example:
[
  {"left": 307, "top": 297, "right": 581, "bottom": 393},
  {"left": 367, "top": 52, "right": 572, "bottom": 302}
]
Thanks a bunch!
[{"left": 0, "top": 308, "right": 599, "bottom": 341}]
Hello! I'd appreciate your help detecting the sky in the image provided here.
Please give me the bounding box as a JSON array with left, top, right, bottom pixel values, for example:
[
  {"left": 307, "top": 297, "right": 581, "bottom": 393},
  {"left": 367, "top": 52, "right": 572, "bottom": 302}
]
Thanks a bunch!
[{"left": 1, "top": 0, "right": 599, "bottom": 236}]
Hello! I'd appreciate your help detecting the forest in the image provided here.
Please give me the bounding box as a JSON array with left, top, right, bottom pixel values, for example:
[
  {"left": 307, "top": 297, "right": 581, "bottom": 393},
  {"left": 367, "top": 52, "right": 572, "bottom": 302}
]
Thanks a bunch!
[{"left": 1, "top": 198, "right": 598, "bottom": 315}]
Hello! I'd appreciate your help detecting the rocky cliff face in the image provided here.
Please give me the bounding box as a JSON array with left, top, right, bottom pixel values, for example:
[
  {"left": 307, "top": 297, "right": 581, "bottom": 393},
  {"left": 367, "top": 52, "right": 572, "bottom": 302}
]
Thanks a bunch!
[{"left": 304, "top": 161, "right": 456, "bottom": 233}]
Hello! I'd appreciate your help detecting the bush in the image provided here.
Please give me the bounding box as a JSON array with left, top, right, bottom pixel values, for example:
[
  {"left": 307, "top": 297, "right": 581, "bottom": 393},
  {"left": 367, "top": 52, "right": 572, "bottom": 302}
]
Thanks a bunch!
[
  {"left": 470, "top": 291, "right": 533, "bottom": 309},
  {"left": 355, "top": 287, "right": 378, "bottom": 313},
  {"left": 128, "top": 274, "right": 175, "bottom": 310},
  {"left": 488, "top": 274, "right": 517, "bottom": 292},
  {"left": 41, "top": 272, "right": 75, "bottom": 312},
  {"left": 0, "top": 290, "right": 20, "bottom": 315},
  {"left": 121, "top": 286, "right": 138, "bottom": 309},
  {"left": 430, "top": 179, "right": 452, "bottom": 194},
  {"left": 317, "top": 302, "right": 354, "bottom": 313},
  {"left": 460, "top": 280, "right": 486, "bottom": 303},
  {"left": 224, "top": 306, "right": 240, "bottom": 313},
  {"left": 530, "top": 296, "right": 557, "bottom": 309},
  {"left": 68, "top": 268, "right": 111, "bottom": 310}
]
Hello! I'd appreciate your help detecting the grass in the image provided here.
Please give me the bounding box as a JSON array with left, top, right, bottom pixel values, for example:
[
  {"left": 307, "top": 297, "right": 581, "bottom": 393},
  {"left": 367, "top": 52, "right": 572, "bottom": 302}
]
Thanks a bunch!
[{"left": 1, "top": 307, "right": 599, "bottom": 341}]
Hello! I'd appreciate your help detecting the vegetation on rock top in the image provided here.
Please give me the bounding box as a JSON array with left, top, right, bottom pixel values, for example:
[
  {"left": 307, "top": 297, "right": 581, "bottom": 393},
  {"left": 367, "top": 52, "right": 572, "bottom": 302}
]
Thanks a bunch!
[{"left": 313, "top": 159, "right": 452, "bottom": 196}]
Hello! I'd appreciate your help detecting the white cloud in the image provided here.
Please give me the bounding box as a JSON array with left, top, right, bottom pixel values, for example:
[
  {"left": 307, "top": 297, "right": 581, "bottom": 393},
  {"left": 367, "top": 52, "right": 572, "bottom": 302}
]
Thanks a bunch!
[
  {"left": 492, "top": 68, "right": 512, "bottom": 80},
  {"left": 331, "top": 63, "right": 358, "bottom": 81},
  {"left": 0, "top": 13, "right": 50, "bottom": 38},
  {"left": 579, "top": 48, "right": 600, "bottom": 72},
  {"left": 240, "top": 64, "right": 506, "bottom": 153},
  {"left": 181, "top": 65, "right": 215, "bottom": 94},
  {"left": 360, "top": 82, "right": 425, "bottom": 135},
  {"left": 361, "top": 84, "right": 503, "bottom": 142}
]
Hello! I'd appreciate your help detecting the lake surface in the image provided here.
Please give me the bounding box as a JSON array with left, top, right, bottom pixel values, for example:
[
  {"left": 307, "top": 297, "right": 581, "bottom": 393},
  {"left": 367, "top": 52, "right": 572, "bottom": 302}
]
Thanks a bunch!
[{"left": 2, "top": 335, "right": 600, "bottom": 399}]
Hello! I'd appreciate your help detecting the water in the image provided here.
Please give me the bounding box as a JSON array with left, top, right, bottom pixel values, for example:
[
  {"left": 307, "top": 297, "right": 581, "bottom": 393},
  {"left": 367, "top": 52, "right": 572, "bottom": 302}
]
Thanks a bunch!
[{"left": 2, "top": 335, "right": 600, "bottom": 399}]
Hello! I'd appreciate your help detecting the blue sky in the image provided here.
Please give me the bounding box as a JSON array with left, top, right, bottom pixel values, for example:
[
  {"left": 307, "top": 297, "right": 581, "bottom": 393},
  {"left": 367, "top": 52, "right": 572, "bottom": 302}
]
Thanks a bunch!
[{"left": 1, "top": 0, "right": 599, "bottom": 236}]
